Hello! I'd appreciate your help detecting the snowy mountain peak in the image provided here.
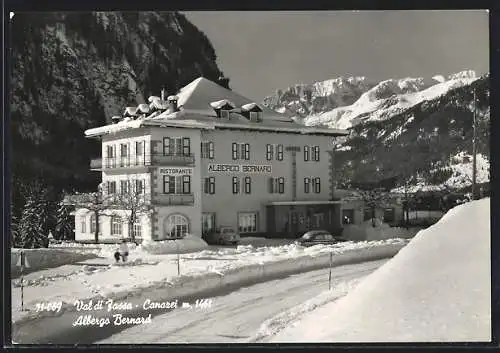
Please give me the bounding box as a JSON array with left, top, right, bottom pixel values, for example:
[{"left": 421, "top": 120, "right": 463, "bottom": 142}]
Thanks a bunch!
[
  {"left": 270, "top": 70, "right": 482, "bottom": 130},
  {"left": 447, "top": 70, "right": 476, "bottom": 80}
]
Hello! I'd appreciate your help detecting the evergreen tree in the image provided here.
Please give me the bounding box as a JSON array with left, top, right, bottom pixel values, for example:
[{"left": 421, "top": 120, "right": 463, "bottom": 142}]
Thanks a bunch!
[
  {"left": 55, "top": 199, "right": 74, "bottom": 240},
  {"left": 18, "top": 192, "right": 47, "bottom": 248}
]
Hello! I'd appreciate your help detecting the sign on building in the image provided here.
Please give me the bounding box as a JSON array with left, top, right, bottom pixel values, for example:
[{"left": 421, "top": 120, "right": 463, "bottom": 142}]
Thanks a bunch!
[
  {"left": 207, "top": 164, "right": 272, "bottom": 174},
  {"left": 159, "top": 167, "right": 193, "bottom": 175}
]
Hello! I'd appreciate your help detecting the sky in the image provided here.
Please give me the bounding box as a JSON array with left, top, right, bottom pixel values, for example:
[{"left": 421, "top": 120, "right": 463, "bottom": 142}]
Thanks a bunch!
[{"left": 184, "top": 10, "right": 489, "bottom": 102}]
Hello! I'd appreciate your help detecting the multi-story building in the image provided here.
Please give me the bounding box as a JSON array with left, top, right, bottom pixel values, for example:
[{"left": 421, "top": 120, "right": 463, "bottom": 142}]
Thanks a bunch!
[{"left": 74, "top": 77, "right": 349, "bottom": 242}]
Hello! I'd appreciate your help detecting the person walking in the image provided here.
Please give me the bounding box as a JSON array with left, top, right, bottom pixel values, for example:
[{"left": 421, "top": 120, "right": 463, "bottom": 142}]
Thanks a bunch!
[{"left": 119, "top": 239, "right": 129, "bottom": 262}]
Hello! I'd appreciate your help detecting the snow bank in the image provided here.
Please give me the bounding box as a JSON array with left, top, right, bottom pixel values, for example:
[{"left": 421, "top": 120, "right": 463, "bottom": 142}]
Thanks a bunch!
[
  {"left": 12, "top": 239, "right": 407, "bottom": 330},
  {"left": 11, "top": 249, "right": 98, "bottom": 278},
  {"left": 270, "top": 198, "right": 491, "bottom": 342},
  {"left": 249, "top": 280, "right": 364, "bottom": 343},
  {"left": 342, "top": 219, "right": 419, "bottom": 241},
  {"left": 139, "top": 234, "right": 209, "bottom": 254}
]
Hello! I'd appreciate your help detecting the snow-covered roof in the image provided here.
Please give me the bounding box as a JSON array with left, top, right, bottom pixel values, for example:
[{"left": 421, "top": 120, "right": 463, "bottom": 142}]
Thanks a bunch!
[
  {"left": 241, "top": 102, "right": 261, "bottom": 111},
  {"left": 167, "top": 95, "right": 179, "bottom": 101},
  {"left": 137, "top": 103, "right": 150, "bottom": 114},
  {"left": 86, "top": 77, "right": 350, "bottom": 137},
  {"left": 124, "top": 107, "right": 138, "bottom": 116},
  {"left": 209, "top": 99, "right": 236, "bottom": 109}
]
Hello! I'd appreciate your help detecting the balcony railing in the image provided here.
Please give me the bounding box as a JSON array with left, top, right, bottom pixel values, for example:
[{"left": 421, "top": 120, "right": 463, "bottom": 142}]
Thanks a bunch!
[
  {"left": 154, "top": 193, "right": 195, "bottom": 206},
  {"left": 90, "top": 153, "right": 195, "bottom": 170}
]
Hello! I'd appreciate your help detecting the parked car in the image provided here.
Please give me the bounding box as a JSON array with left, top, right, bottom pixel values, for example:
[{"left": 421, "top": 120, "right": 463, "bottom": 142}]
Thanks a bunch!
[
  {"left": 295, "top": 230, "right": 347, "bottom": 247},
  {"left": 204, "top": 226, "right": 241, "bottom": 246}
]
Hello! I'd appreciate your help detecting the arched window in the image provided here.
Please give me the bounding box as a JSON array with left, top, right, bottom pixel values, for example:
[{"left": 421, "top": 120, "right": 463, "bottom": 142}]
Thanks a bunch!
[
  {"left": 163, "top": 214, "right": 190, "bottom": 239},
  {"left": 111, "top": 216, "right": 123, "bottom": 236},
  {"left": 90, "top": 214, "right": 96, "bottom": 234}
]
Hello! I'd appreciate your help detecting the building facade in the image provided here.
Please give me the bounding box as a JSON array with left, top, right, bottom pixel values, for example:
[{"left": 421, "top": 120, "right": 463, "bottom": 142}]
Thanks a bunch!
[{"left": 74, "top": 77, "right": 348, "bottom": 241}]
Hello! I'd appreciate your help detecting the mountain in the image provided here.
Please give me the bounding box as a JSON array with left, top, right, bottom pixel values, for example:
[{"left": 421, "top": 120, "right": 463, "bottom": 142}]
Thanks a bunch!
[
  {"left": 10, "top": 12, "right": 225, "bottom": 201},
  {"left": 331, "top": 75, "right": 490, "bottom": 192},
  {"left": 263, "top": 71, "right": 478, "bottom": 130},
  {"left": 262, "top": 76, "right": 375, "bottom": 118},
  {"left": 263, "top": 71, "right": 489, "bottom": 194}
]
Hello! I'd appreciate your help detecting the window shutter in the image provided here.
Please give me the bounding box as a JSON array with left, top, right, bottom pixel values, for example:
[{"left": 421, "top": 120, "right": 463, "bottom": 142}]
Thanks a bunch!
[
  {"left": 163, "top": 137, "right": 170, "bottom": 155},
  {"left": 183, "top": 137, "right": 190, "bottom": 156},
  {"left": 209, "top": 142, "right": 214, "bottom": 159},
  {"left": 232, "top": 143, "right": 238, "bottom": 160},
  {"left": 268, "top": 178, "right": 274, "bottom": 193}
]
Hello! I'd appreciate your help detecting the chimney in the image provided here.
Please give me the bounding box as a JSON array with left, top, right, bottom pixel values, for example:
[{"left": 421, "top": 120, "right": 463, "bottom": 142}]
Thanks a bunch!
[
  {"left": 161, "top": 87, "right": 167, "bottom": 101},
  {"left": 167, "top": 95, "right": 179, "bottom": 112},
  {"left": 217, "top": 75, "right": 230, "bottom": 89}
]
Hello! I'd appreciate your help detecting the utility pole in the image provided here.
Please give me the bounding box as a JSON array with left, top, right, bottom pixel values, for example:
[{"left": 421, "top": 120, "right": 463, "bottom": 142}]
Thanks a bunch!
[{"left": 472, "top": 88, "right": 477, "bottom": 200}]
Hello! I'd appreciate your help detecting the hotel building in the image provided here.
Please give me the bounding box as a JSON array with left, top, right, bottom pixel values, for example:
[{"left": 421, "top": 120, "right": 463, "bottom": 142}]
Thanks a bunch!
[{"left": 74, "top": 77, "right": 350, "bottom": 242}]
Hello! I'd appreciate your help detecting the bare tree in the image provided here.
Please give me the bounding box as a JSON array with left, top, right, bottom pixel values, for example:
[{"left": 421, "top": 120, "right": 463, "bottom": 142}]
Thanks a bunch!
[
  {"left": 356, "top": 187, "right": 392, "bottom": 228},
  {"left": 113, "top": 177, "right": 154, "bottom": 242},
  {"left": 64, "top": 183, "right": 112, "bottom": 244}
]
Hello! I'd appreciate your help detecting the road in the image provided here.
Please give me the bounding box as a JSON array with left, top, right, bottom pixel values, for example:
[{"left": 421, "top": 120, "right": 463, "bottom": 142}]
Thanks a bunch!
[{"left": 96, "top": 259, "right": 388, "bottom": 344}]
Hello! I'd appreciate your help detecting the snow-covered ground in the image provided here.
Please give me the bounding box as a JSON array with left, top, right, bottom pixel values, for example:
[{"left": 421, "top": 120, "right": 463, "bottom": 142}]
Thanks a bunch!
[
  {"left": 98, "top": 260, "right": 386, "bottom": 344},
  {"left": 11, "top": 238, "right": 407, "bottom": 327},
  {"left": 264, "top": 198, "right": 490, "bottom": 342}
]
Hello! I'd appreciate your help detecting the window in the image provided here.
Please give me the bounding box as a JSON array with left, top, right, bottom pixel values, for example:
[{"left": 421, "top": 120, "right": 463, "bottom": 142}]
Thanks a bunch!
[
  {"left": 182, "top": 137, "right": 191, "bottom": 156},
  {"left": 163, "top": 176, "right": 176, "bottom": 194},
  {"left": 120, "top": 143, "right": 129, "bottom": 166},
  {"left": 220, "top": 109, "right": 230, "bottom": 119},
  {"left": 249, "top": 111, "right": 261, "bottom": 122},
  {"left": 268, "top": 177, "right": 285, "bottom": 194},
  {"left": 384, "top": 208, "right": 395, "bottom": 223},
  {"left": 243, "top": 143, "right": 250, "bottom": 160},
  {"left": 163, "top": 137, "right": 189, "bottom": 156},
  {"left": 232, "top": 143, "right": 239, "bottom": 160},
  {"left": 233, "top": 143, "right": 249, "bottom": 160},
  {"left": 278, "top": 177, "right": 285, "bottom": 193},
  {"left": 342, "top": 209, "right": 354, "bottom": 224},
  {"left": 244, "top": 177, "right": 251, "bottom": 194},
  {"left": 133, "top": 220, "right": 142, "bottom": 239},
  {"left": 163, "top": 137, "right": 171, "bottom": 155},
  {"left": 313, "top": 213, "right": 324, "bottom": 228},
  {"left": 106, "top": 145, "right": 115, "bottom": 168},
  {"left": 134, "top": 179, "right": 145, "bottom": 194},
  {"left": 312, "top": 146, "right": 320, "bottom": 161},
  {"left": 107, "top": 181, "right": 117, "bottom": 194},
  {"left": 364, "top": 208, "right": 372, "bottom": 221},
  {"left": 182, "top": 175, "right": 191, "bottom": 194},
  {"left": 202, "top": 213, "right": 216, "bottom": 234},
  {"left": 90, "top": 214, "right": 96, "bottom": 234},
  {"left": 120, "top": 180, "right": 130, "bottom": 195},
  {"left": 232, "top": 177, "right": 240, "bottom": 194},
  {"left": 266, "top": 144, "right": 273, "bottom": 160},
  {"left": 277, "top": 144, "right": 284, "bottom": 161},
  {"left": 313, "top": 178, "right": 321, "bottom": 193},
  {"left": 163, "top": 175, "right": 191, "bottom": 194},
  {"left": 135, "top": 141, "right": 145, "bottom": 165},
  {"left": 80, "top": 216, "right": 86, "bottom": 233},
  {"left": 238, "top": 212, "right": 258, "bottom": 233},
  {"left": 111, "top": 216, "right": 123, "bottom": 236},
  {"left": 304, "top": 146, "right": 310, "bottom": 161},
  {"left": 163, "top": 214, "right": 189, "bottom": 239},
  {"left": 304, "top": 177, "right": 311, "bottom": 193},
  {"left": 201, "top": 141, "right": 214, "bottom": 159},
  {"left": 204, "top": 177, "right": 215, "bottom": 194}
]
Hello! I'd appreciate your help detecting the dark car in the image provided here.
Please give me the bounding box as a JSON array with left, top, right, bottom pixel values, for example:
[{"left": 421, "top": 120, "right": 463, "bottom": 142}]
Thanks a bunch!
[
  {"left": 203, "top": 226, "right": 241, "bottom": 246},
  {"left": 295, "top": 230, "right": 348, "bottom": 247}
]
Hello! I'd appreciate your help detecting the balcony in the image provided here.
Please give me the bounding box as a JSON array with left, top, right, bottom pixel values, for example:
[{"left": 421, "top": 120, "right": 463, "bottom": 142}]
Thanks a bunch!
[
  {"left": 154, "top": 193, "right": 195, "bottom": 206},
  {"left": 90, "top": 153, "right": 195, "bottom": 171}
]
